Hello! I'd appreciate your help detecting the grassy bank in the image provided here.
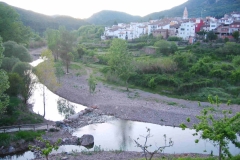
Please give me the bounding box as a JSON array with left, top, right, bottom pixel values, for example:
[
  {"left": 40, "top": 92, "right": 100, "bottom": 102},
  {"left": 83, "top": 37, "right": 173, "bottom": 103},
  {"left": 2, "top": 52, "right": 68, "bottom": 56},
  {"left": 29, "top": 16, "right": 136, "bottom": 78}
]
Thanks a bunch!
[
  {"left": 0, "top": 130, "right": 45, "bottom": 146},
  {"left": 0, "top": 97, "right": 44, "bottom": 126}
]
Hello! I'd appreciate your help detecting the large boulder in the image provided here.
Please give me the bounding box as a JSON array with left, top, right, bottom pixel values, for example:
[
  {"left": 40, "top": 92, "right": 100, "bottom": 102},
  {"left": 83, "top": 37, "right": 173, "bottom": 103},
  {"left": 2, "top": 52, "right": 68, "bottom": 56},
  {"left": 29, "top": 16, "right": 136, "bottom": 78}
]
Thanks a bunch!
[
  {"left": 8, "top": 146, "right": 15, "bottom": 153},
  {"left": 68, "top": 113, "right": 79, "bottom": 121},
  {"left": 77, "top": 134, "right": 94, "bottom": 148},
  {"left": 55, "top": 121, "right": 66, "bottom": 128}
]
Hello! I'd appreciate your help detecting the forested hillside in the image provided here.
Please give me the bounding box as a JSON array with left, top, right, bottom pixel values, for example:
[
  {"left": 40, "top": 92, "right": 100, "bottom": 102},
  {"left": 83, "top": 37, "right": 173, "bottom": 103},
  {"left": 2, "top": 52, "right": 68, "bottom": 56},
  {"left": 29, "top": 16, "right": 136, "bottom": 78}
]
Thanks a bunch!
[
  {"left": 86, "top": 10, "right": 142, "bottom": 25},
  {"left": 144, "top": 0, "right": 240, "bottom": 20},
  {"left": 1, "top": 2, "right": 89, "bottom": 35},
  {"left": 87, "top": 0, "right": 240, "bottom": 24}
]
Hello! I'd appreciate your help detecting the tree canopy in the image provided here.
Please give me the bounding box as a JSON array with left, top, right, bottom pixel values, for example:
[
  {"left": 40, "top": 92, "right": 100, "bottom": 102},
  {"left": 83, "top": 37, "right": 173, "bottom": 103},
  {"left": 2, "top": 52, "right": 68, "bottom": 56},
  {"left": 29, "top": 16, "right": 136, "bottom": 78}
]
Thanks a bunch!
[
  {"left": 0, "top": 36, "right": 9, "bottom": 115},
  {"left": 0, "top": 2, "right": 31, "bottom": 45},
  {"left": 108, "top": 39, "right": 134, "bottom": 90},
  {"left": 3, "top": 41, "right": 32, "bottom": 62}
]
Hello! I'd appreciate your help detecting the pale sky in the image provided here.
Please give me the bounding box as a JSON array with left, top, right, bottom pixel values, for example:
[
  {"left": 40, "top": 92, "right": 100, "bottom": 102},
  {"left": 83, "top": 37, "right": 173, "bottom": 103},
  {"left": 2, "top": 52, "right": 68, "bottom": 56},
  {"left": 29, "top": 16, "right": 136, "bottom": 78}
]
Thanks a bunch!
[{"left": 1, "top": 0, "right": 188, "bottom": 19}]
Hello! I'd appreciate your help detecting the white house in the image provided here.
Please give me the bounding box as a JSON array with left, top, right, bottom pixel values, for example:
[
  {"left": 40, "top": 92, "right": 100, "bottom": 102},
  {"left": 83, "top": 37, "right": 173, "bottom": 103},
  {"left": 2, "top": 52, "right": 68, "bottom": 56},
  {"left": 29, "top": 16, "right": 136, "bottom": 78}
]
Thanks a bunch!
[
  {"left": 209, "top": 21, "right": 219, "bottom": 31},
  {"left": 177, "top": 21, "right": 195, "bottom": 40}
]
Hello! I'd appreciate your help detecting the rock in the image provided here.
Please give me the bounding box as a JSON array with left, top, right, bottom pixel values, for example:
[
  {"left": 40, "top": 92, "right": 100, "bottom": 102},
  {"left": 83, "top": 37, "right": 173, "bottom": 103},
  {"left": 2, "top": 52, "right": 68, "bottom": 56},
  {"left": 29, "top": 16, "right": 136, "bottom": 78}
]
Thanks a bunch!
[
  {"left": 77, "top": 134, "right": 94, "bottom": 148},
  {"left": 61, "top": 157, "right": 68, "bottom": 160},
  {"left": 78, "top": 112, "right": 84, "bottom": 116},
  {"left": 55, "top": 121, "right": 66, "bottom": 128},
  {"left": 48, "top": 128, "right": 59, "bottom": 132},
  {"left": 68, "top": 114, "right": 79, "bottom": 120},
  {"left": 81, "top": 110, "right": 86, "bottom": 114},
  {"left": 8, "top": 146, "right": 15, "bottom": 153},
  {"left": 85, "top": 108, "right": 94, "bottom": 113},
  {"left": 63, "top": 119, "right": 72, "bottom": 123},
  {"left": 91, "top": 105, "right": 98, "bottom": 109}
]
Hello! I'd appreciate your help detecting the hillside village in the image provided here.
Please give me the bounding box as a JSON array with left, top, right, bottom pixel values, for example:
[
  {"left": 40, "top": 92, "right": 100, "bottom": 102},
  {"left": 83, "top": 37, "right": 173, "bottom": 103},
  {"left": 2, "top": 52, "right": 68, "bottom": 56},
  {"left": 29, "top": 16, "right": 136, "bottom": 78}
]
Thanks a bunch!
[{"left": 101, "top": 7, "right": 240, "bottom": 43}]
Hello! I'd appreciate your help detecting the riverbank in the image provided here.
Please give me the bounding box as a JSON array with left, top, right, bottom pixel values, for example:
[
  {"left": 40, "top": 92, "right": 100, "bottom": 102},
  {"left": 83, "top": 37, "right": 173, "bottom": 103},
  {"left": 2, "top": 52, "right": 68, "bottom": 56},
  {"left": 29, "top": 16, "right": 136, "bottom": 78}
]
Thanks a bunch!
[
  {"left": 55, "top": 66, "right": 240, "bottom": 128},
  {"left": 28, "top": 47, "right": 240, "bottom": 160},
  {"left": 29, "top": 47, "right": 240, "bottom": 128}
]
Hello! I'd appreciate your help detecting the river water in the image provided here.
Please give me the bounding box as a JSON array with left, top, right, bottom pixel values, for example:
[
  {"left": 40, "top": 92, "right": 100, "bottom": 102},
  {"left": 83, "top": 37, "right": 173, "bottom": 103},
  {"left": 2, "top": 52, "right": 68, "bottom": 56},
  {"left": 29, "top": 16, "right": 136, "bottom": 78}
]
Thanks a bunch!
[{"left": 1, "top": 59, "right": 239, "bottom": 159}]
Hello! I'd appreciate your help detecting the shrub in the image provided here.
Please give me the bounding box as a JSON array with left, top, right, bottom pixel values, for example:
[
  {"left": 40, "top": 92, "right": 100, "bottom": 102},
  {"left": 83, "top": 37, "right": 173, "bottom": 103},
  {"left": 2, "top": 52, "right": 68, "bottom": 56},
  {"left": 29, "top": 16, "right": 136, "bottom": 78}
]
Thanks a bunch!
[
  {"left": 135, "top": 58, "right": 177, "bottom": 74},
  {"left": 232, "top": 55, "right": 240, "bottom": 66},
  {"left": 177, "top": 79, "right": 213, "bottom": 93}
]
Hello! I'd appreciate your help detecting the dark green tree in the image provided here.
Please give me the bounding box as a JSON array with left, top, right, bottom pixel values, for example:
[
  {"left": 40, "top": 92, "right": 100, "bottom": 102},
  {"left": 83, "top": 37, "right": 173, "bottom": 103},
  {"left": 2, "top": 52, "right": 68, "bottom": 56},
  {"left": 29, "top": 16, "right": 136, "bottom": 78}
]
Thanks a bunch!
[
  {"left": 0, "top": 57, "right": 20, "bottom": 72},
  {"left": 59, "top": 27, "right": 76, "bottom": 73},
  {"left": 232, "top": 31, "right": 239, "bottom": 42},
  {"left": 6, "top": 73, "right": 23, "bottom": 96},
  {"left": 12, "top": 62, "right": 32, "bottom": 76},
  {"left": 3, "top": 41, "right": 32, "bottom": 62},
  {"left": 46, "top": 29, "right": 60, "bottom": 61},
  {"left": 206, "top": 31, "right": 217, "bottom": 41},
  {"left": 0, "top": 2, "right": 31, "bottom": 45},
  {"left": 12, "top": 62, "right": 35, "bottom": 104},
  {"left": 0, "top": 36, "right": 9, "bottom": 115}
]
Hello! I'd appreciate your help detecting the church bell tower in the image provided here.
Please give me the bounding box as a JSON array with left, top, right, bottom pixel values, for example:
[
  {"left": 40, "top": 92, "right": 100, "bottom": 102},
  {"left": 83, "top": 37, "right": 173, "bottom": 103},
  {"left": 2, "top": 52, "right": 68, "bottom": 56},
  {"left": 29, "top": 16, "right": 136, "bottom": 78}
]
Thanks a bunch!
[{"left": 183, "top": 7, "right": 188, "bottom": 19}]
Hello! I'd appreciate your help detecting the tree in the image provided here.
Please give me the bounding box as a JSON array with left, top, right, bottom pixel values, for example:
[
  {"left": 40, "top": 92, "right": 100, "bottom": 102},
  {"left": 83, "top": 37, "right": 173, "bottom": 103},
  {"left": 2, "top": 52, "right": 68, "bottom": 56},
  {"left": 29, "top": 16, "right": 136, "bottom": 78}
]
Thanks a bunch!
[
  {"left": 55, "top": 63, "right": 65, "bottom": 83},
  {"left": 3, "top": 41, "right": 32, "bottom": 62},
  {"left": 35, "top": 49, "right": 59, "bottom": 117},
  {"left": 180, "top": 96, "right": 240, "bottom": 160},
  {"left": 108, "top": 39, "right": 134, "bottom": 91},
  {"left": 232, "top": 31, "right": 239, "bottom": 42},
  {"left": 12, "top": 62, "right": 32, "bottom": 76},
  {"left": 0, "top": 2, "right": 31, "bottom": 45},
  {"left": 12, "top": 62, "right": 35, "bottom": 104},
  {"left": 29, "top": 137, "right": 61, "bottom": 160},
  {"left": 46, "top": 29, "right": 60, "bottom": 61},
  {"left": 134, "top": 128, "right": 173, "bottom": 160},
  {"left": 206, "top": 31, "right": 217, "bottom": 41},
  {"left": 58, "top": 27, "right": 76, "bottom": 73},
  {"left": 88, "top": 74, "right": 96, "bottom": 94},
  {"left": 0, "top": 57, "right": 20, "bottom": 72},
  {"left": 154, "top": 40, "right": 177, "bottom": 55},
  {"left": 0, "top": 36, "right": 9, "bottom": 115},
  {"left": 6, "top": 73, "right": 23, "bottom": 96}
]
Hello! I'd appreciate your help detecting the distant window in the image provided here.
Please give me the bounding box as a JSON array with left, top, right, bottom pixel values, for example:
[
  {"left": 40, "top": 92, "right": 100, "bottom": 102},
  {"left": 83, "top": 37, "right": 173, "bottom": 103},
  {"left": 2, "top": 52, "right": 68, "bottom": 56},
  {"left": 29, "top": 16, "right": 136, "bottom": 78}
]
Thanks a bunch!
[{"left": 181, "top": 28, "right": 185, "bottom": 31}]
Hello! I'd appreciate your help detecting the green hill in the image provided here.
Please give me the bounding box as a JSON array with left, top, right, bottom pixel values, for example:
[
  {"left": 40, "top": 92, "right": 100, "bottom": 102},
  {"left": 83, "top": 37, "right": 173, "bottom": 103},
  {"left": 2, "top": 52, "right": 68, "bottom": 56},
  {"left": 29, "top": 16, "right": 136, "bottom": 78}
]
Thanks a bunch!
[
  {"left": 10, "top": 5, "right": 89, "bottom": 35},
  {"left": 1, "top": 1, "right": 90, "bottom": 35},
  {"left": 87, "top": 10, "right": 142, "bottom": 25},
  {"left": 143, "top": 0, "right": 240, "bottom": 20}
]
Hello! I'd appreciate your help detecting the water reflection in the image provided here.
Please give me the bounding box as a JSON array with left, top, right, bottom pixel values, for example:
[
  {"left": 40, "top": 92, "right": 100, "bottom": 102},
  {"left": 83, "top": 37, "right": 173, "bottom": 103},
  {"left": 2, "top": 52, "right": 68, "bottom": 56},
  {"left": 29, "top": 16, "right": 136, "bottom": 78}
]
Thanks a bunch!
[
  {"left": 0, "top": 151, "right": 34, "bottom": 160},
  {"left": 116, "top": 120, "right": 132, "bottom": 150},
  {"left": 73, "top": 119, "right": 240, "bottom": 155},
  {"left": 57, "top": 98, "right": 76, "bottom": 119}
]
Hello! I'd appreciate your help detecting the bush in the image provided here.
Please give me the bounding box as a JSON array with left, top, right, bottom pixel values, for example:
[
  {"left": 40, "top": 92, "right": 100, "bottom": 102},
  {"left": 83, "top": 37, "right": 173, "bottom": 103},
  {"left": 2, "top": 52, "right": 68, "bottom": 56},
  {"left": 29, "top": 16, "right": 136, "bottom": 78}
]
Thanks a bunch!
[
  {"left": 167, "top": 36, "right": 182, "bottom": 41},
  {"left": 232, "top": 55, "right": 240, "bottom": 66},
  {"left": 97, "top": 54, "right": 108, "bottom": 65},
  {"left": 177, "top": 79, "right": 213, "bottom": 93},
  {"left": 154, "top": 40, "right": 178, "bottom": 55},
  {"left": 135, "top": 58, "right": 177, "bottom": 74}
]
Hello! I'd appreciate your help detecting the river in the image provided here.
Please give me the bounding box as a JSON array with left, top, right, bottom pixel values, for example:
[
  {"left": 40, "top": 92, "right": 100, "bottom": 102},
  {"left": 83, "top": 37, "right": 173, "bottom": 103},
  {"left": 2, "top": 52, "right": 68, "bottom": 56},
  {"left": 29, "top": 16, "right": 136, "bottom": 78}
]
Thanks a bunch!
[{"left": 1, "top": 58, "right": 239, "bottom": 159}]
